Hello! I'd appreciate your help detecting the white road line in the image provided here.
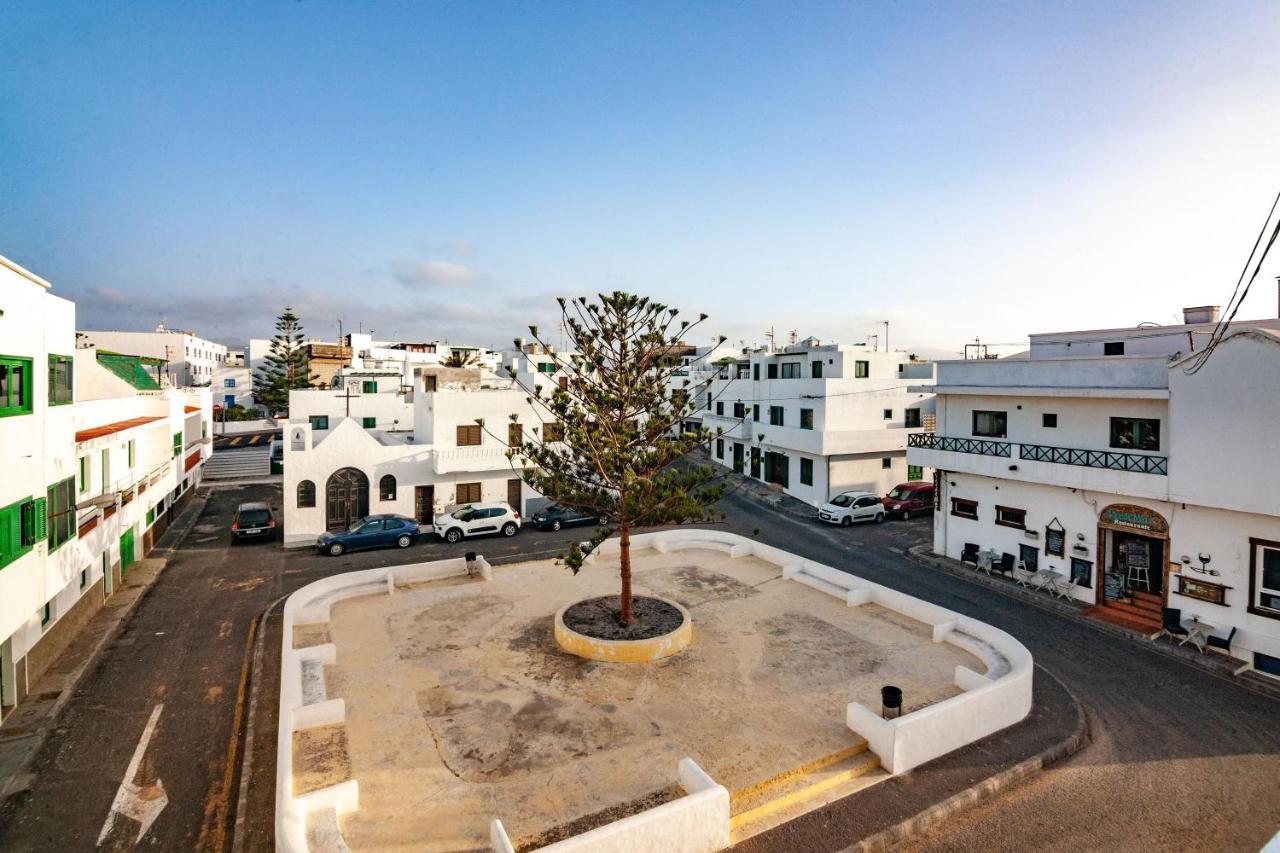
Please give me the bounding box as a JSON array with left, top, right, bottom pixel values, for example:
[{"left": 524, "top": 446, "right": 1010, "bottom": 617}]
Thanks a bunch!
[{"left": 97, "top": 703, "right": 168, "bottom": 847}]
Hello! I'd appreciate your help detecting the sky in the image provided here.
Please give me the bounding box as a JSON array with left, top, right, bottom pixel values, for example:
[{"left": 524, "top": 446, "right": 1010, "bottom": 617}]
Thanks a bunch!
[{"left": 2, "top": 1, "right": 1279, "bottom": 356}]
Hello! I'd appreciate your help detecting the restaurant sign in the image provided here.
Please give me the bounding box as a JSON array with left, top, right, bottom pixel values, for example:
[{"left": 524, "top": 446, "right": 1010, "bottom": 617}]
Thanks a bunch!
[{"left": 1099, "top": 503, "right": 1168, "bottom": 536}]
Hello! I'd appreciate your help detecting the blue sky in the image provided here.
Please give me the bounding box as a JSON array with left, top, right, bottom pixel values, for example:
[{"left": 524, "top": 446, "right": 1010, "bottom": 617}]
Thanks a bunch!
[{"left": 2, "top": 1, "right": 1279, "bottom": 353}]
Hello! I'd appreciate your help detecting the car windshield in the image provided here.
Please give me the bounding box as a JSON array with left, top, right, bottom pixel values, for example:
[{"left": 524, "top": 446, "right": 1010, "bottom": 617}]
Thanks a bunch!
[
  {"left": 239, "top": 510, "right": 270, "bottom": 525},
  {"left": 887, "top": 488, "right": 911, "bottom": 500},
  {"left": 450, "top": 506, "right": 474, "bottom": 519},
  {"left": 346, "top": 519, "right": 370, "bottom": 533},
  {"left": 830, "top": 494, "right": 854, "bottom": 507}
]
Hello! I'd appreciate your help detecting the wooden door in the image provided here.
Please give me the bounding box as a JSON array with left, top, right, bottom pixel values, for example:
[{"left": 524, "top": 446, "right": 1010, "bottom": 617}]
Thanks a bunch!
[
  {"left": 415, "top": 485, "right": 435, "bottom": 524},
  {"left": 507, "top": 478, "right": 522, "bottom": 513},
  {"left": 326, "top": 467, "right": 369, "bottom": 529}
]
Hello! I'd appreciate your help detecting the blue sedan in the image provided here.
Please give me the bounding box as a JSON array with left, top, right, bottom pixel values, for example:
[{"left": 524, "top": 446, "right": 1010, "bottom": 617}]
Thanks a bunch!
[{"left": 318, "top": 514, "right": 421, "bottom": 556}]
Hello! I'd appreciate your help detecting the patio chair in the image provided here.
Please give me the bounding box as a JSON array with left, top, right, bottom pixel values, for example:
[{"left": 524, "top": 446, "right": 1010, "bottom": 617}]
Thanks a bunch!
[
  {"left": 960, "top": 543, "right": 979, "bottom": 566},
  {"left": 1158, "top": 608, "right": 1188, "bottom": 643},
  {"left": 1206, "top": 626, "right": 1237, "bottom": 655},
  {"left": 995, "top": 552, "right": 1016, "bottom": 579}
]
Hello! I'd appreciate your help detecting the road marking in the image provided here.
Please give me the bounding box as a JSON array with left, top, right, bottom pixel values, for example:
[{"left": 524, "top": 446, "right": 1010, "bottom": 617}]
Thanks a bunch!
[
  {"left": 97, "top": 703, "right": 168, "bottom": 847},
  {"left": 229, "top": 436, "right": 243, "bottom": 446}
]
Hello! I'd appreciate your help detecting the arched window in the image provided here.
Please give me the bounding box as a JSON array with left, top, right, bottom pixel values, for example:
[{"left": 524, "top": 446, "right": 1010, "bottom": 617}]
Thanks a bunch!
[
  {"left": 379, "top": 474, "right": 397, "bottom": 501},
  {"left": 297, "top": 480, "right": 316, "bottom": 508}
]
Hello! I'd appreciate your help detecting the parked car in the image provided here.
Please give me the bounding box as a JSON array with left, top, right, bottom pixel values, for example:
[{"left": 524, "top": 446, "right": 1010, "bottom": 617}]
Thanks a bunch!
[
  {"left": 433, "top": 502, "right": 521, "bottom": 543},
  {"left": 231, "top": 501, "right": 277, "bottom": 542},
  {"left": 881, "top": 482, "right": 935, "bottom": 519},
  {"left": 818, "top": 491, "right": 885, "bottom": 526},
  {"left": 318, "top": 514, "right": 420, "bottom": 556},
  {"left": 530, "top": 504, "right": 600, "bottom": 531}
]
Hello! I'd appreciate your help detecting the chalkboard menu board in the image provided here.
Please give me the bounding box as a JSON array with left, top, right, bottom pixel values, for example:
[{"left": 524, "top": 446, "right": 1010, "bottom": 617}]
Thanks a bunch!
[
  {"left": 1045, "top": 528, "right": 1066, "bottom": 557},
  {"left": 1103, "top": 571, "right": 1126, "bottom": 601},
  {"left": 1070, "top": 558, "right": 1092, "bottom": 589}
]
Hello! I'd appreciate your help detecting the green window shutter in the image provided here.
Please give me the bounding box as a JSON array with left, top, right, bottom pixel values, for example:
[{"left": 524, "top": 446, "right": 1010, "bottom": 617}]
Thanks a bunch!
[
  {"left": 362, "top": 417, "right": 376, "bottom": 428},
  {"left": 146, "top": 507, "right": 155, "bottom": 526},
  {"left": 362, "top": 381, "right": 376, "bottom": 393},
  {"left": 34, "top": 497, "right": 48, "bottom": 541},
  {"left": 0, "top": 504, "right": 16, "bottom": 566}
]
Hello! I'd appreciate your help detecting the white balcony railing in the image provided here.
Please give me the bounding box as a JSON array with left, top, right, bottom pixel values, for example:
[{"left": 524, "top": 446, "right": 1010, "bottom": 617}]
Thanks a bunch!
[{"left": 433, "top": 446, "right": 518, "bottom": 475}]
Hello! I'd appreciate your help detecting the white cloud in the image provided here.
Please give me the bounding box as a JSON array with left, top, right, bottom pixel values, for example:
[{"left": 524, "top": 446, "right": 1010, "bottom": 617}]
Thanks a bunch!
[{"left": 391, "top": 259, "right": 481, "bottom": 289}]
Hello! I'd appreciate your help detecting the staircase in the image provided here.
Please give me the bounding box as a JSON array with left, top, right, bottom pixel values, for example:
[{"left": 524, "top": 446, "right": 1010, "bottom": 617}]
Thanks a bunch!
[
  {"left": 729, "top": 741, "right": 884, "bottom": 841},
  {"left": 203, "top": 446, "right": 271, "bottom": 480},
  {"left": 1083, "top": 590, "right": 1163, "bottom": 636}
]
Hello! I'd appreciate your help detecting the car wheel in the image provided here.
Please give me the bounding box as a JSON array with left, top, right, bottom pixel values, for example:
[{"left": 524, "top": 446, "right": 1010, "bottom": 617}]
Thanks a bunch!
[
  {"left": 840, "top": 516, "right": 852, "bottom": 528},
  {"left": 396, "top": 534, "right": 412, "bottom": 548},
  {"left": 445, "top": 528, "right": 462, "bottom": 543},
  {"left": 502, "top": 522, "right": 518, "bottom": 537},
  {"left": 902, "top": 509, "right": 911, "bottom": 521},
  {"left": 328, "top": 542, "right": 345, "bottom": 556},
  {"left": 551, "top": 520, "right": 562, "bottom": 531},
  {"left": 874, "top": 512, "right": 885, "bottom": 524}
]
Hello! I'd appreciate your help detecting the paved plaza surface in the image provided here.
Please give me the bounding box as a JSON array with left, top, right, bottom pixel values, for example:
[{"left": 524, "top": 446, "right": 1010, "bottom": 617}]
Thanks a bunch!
[
  {"left": 0, "top": 480, "right": 1277, "bottom": 851},
  {"left": 309, "top": 547, "right": 980, "bottom": 850}
]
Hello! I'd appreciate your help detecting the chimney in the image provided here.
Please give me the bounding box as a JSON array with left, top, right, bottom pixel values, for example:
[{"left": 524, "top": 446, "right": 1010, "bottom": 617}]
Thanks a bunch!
[{"left": 1182, "top": 306, "right": 1220, "bottom": 325}]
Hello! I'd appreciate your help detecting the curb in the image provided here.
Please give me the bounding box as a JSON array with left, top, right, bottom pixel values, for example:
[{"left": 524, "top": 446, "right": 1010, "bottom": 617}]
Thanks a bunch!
[
  {"left": 904, "top": 545, "right": 1280, "bottom": 704},
  {"left": 845, "top": 666, "right": 1091, "bottom": 852},
  {"left": 0, "top": 493, "right": 210, "bottom": 808},
  {"left": 230, "top": 594, "right": 288, "bottom": 853}
]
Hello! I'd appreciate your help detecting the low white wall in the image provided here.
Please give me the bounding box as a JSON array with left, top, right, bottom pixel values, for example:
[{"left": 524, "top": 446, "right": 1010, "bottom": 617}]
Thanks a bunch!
[
  {"left": 490, "top": 758, "right": 729, "bottom": 853},
  {"left": 217, "top": 418, "right": 275, "bottom": 434}
]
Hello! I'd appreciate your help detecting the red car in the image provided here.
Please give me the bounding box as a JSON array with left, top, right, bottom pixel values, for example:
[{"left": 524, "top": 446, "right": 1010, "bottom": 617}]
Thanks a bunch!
[{"left": 881, "top": 482, "right": 934, "bottom": 519}]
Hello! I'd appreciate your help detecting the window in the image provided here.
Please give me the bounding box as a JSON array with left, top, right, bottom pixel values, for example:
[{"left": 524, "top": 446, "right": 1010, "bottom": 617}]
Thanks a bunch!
[
  {"left": 424, "top": 374, "right": 438, "bottom": 392},
  {"left": 508, "top": 422, "right": 523, "bottom": 447},
  {"left": 780, "top": 362, "right": 800, "bottom": 379},
  {"left": 102, "top": 448, "right": 110, "bottom": 489},
  {"left": 308, "top": 416, "right": 329, "bottom": 431},
  {"left": 0, "top": 497, "right": 40, "bottom": 569},
  {"left": 41, "top": 602, "right": 51, "bottom": 627},
  {"left": 800, "top": 408, "right": 813, "bottom": 430},
  {"left": 732, "top": 402, "right": 745, "bottom": 419},
  {"left": 48, "top": 354, "right": 73, "bottom": 405},
  {"left": 907, "top": 464, "right": 923, "bottom": 481},
  {"left": 456, "top": 482, "right": 481, "bottom": 504},
  {"left": 752, "top": 405, "right": 760, "bottom": 422},
  {"left": 716, "top": 438, "right": 724, "bottom": 459},
  {"left": 706, "top": 392, "right": 712, "bottom": 410},
  {"left": 767, "top": 363, "right": 778, "bottom": 379},
  {"left": 224, "top": 378, "right": 236, "bottom": 388},
  {"left": 78, "top": 457, "right": 88, "bottom": 493},
  {"left": 753, "top": 364, "right": 760, "bottom": 381},
  {"left": 543, "top": 422, "right": 565, "bottom": 442},
  {"left": 800, "top": 457, "right": 813, "bottom": 486},
  {"left": 716, "top": 401, "right": 724, "bottom": 416},
  {"left": 297, "top": 480, "right": 316, "bottom": 508},
  {"left": 456, "top": 424, "right": 482, "bottom": 446},
  {"left": 1249, "top": 538, "right": 1280, "bottom": 619},
  {"left": 0, "top": 355, "right": 34, "bottom": 417},
  {"left": 735, "top": 364, "right": 749, "bottom": 379},
  {"left": 1043, "top": 413, "right": 1058, "bottom": 428},
  {"left": 995, "top": 505, "right": 1026, "bottom": 529},
  {"left": 951, "top": 498, "right": 978, "bottom": 520},
  {"left": 972, "top": 410, "right": 1007, "bottom": 438},
  {"left": 812, "top": 361, "right": 823, "bottom": 379},
  {"left": 534, "top": 362, "right": 556, "bottom": 374},
  {"left": 558, "top": 376, "right": 568, "bottom": 391},
  {"left": 1110, "top": 417, "right": 1159, "bottom": 451},
  {"left": 882, "top": 457, "right": 892, "bottom": 469},
  {"left": 380, "top": 475, "right": 397, "bottom": 501},
  {"left": 362, "top": 417, "right": 376, "bottom": 428},
  {"left": 80, "top": 566, "right": 88, "bottom": 589},
  {"left": 769, "top": 406, "right": 784, "bottom": 426},
  {"left": 854, "top": 361, "right": 869, "bottom": 379},
  {"left": 883, "top": 409, "right": 892, "bottom": 420},
  {"left": 127, "top": 440, "right": 135, "bottom": 468},
  {"left": 1104, "top": 341, "right": 1125, "bottom": 356},
  {"left": 904, "top": 408, "right": 921, "bottom": 428},
  {"left": 46, "top": 476, "right": 76, "bottom": 552},
  {"left": 362, "top": 380, "right": 377, "bottom": 393}
]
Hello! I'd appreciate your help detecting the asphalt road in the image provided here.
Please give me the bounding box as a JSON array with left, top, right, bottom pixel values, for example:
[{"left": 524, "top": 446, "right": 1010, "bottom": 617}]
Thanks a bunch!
[{"left": 0, "top": 481, "right": 1277, "bottom": 851}]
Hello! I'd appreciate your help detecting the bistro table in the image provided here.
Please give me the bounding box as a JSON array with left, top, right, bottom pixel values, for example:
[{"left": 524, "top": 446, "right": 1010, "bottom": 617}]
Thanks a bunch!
[
  {"left": 977, "top": 549, "right": 1000, "bottom": 575},
  {"left": 1039, "top": 569, "right": 1072, "bottom": 599},
  {"left": 1180, "top": 616, "right": 1215, "bottom": 654}
]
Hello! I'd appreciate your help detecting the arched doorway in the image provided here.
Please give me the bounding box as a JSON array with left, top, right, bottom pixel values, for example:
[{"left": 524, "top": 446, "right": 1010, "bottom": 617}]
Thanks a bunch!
[
  {"left": 326, "top": 467, "right": 369, "bottom": 529},
  {"left": 1095, "top": 504, "right": 1169, "bottom": 629}
]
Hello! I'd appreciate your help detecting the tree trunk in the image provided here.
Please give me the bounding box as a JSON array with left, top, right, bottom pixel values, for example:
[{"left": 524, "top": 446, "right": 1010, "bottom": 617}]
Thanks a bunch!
[{"left": 619, "top": 523, "right": 633, "bottom": 624}]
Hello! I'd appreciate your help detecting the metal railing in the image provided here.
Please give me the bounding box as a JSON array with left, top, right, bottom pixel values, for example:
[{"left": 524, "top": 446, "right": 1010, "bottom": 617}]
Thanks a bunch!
[
  {"left": 1018, "top": 442, "right": 1167, "bottom": 475},
  {"left": 908, "top": 432, "right": 1011, "bottom": 458}
]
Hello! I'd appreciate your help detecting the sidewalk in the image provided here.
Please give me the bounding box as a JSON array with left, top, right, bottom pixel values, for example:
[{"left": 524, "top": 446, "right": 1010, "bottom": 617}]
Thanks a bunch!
[
  {"left": 706, "top": 451, "right": 820, "bottom": 522},
  {"left": 906, "top": 543, "right": 1280, "bottom": 702},
  {"left": 0, "top": 492, "right": 208, "bottom": 806}
]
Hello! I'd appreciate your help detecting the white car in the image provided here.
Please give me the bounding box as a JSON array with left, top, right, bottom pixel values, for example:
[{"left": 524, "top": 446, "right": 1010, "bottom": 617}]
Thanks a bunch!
[
  {"left": 818, "top": 491, "right": 885, "bottom": 526},
  {"left": 433, "top": 502, "right": 521, "bottom": 543}
]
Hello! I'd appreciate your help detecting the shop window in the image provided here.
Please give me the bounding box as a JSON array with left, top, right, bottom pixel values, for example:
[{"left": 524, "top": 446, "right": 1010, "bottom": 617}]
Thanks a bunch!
[
  {"left": 1110, "top": 417, "right": 1159, "bottom": 451},
  {"left": 380, "top": 475, "right": 397, "bottom": 501},
  {"left": 456, "top": 424, "right": 482, "bottom": 446},
  {"left": 972, "top": 410, "right": 1007, "bottom": 438},
  {"left": 297, "top": 480, "right": 316, "bottom": 508},
  {"left": 854, "top": 361, "right": 869, "bottom": 378},
  {"left": 800, "top": 457, "right": 813, "bottom": 486},
  {"left": 951, "top": 498, "right": 978, "bottom": 520},
  {"left": 905, "top": 409, "right": 921, "bottom": 428},
  {"left": 1249, "top": 538, "right": 1280, "bottom": 619},
  {"left": 995, "top": 505, "right": 1026, "bottom": 529}
]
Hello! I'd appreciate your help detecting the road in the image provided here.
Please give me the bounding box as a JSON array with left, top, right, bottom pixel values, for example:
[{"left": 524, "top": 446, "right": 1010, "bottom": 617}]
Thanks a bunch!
[{"left": 0, "top": 481, "right": 1277, "bottom": 851}]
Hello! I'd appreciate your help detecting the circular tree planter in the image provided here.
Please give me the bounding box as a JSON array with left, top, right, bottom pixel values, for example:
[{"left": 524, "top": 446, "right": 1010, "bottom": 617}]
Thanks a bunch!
[{"left": 554, "top": 595, "right": 692, "bottom": 663}]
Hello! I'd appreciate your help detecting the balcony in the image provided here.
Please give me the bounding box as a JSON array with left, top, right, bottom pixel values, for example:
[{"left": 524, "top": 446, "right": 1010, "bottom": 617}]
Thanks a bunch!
[
  {"left": 908, "top": 432, "right": 1011, "bottom": 458},
  {"left": 434, "top": 446, "right": 518, "bottom": 475},
  {"left": 1018, "top": 442, "right": 1167, "bottom": 475}
]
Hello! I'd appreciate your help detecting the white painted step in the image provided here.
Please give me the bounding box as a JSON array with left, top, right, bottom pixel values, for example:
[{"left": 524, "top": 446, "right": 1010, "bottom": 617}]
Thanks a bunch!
[{"left": 204, "top": 446, "right": 271, "bottom": 479}]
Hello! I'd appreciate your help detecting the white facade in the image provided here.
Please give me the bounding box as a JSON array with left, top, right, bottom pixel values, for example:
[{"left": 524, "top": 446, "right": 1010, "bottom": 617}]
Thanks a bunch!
[
  {"left": 911, "top": 316, "right": 1280, "bottom": 678},
  {"left": 695, "top": 340, "right": 936, "bottom": 507},
  {"left": 212, "top": 364, "right": 254, "bottom": 411},
  {"left": 1, "top": 255, "right": 211, "bottom": 720},
  {"left": 77, "top": 326, "right": 228, "bottom": 387}
]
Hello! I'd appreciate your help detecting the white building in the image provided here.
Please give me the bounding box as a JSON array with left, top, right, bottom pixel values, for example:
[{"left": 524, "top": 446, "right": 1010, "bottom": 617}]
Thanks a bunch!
[
  {"left": 910, "top": 308, "right": 1280, "bottom": 679},
  {"left": 78, "top": 325, "right": 228, "bottom": 387},
  {"left": 695, "top": 339, "right": 936, "bottom": 507},
  {"left": 212, "top": 348, "right": 254, "bottom": 412},
  {"left": 1, "top": 255, "right": 211, "bottom": 721}
]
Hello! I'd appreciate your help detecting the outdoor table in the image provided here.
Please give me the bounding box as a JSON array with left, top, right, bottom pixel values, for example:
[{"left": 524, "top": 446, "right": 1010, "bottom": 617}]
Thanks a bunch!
[
  {"left": 1180, "top": 616, "right": 1215, "bottom": 653},
  {"left": 1040, "top": 570, "right": 1071, "bottom": 599},
  {"left": 977, "top": 549, "right": 1000, "bottom": 575}
]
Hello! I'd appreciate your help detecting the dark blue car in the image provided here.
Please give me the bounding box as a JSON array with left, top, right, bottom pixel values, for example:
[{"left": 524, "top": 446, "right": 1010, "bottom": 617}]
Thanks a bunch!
[{"left": 317, "top": 514, "right": 420, "bottom": 556}]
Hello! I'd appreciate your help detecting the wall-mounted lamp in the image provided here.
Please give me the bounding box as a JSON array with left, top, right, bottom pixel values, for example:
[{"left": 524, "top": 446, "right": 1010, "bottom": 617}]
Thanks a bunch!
[{"left": 1189, "top": 553, "right": 1220, "bottom": 577}]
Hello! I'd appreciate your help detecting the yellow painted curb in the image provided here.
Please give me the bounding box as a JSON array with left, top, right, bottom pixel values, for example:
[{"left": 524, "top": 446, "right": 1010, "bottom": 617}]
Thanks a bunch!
[{"left": 553, "top": 598, "right": 692, "bottom": 663}]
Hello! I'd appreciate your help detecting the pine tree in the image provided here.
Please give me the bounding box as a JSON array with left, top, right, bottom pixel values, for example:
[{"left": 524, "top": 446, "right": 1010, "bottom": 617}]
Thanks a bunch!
[
  {"left": 504, "top": 292, "right": 727, "bottom": 625},
  {"left": 253, "top": 307, "right": 318, "bottom": 414}
]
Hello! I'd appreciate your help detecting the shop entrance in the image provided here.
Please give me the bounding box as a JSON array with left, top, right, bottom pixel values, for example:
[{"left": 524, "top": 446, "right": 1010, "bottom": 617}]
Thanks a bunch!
[{"left": 1092, "top": 503, "right": 1169, "bottom": 633}]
